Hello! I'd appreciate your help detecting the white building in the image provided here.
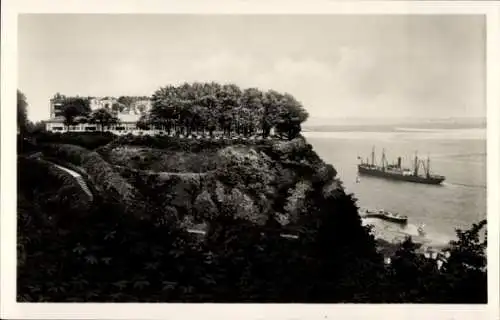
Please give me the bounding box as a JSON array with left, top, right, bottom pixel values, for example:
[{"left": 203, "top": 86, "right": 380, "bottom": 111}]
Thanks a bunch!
[
  {"left": 45, "top": 95, "right": 151, "bottom": 134},
  {"left": 45, "top": 113, "right": 142, "bottom": 134}
]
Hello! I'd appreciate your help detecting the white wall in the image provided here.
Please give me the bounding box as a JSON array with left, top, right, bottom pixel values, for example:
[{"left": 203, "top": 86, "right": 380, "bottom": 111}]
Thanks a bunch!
[{"left": 45, "top": 121, "right": 140, "bottom": 134}]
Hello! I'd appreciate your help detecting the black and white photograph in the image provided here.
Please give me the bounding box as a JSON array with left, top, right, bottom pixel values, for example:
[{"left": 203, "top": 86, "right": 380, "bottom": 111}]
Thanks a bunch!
[{"left": 2, "top": 1, "right": 500, "bottom": 319}]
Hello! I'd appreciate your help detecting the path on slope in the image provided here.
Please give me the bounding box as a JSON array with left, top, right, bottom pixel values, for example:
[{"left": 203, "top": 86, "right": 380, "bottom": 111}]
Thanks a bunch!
[
  {"left": 25, "top": 152, "right": 95, "bottom": 202},
  {"left": 50, "top": 163, "right": 94, "bottom": 201}
]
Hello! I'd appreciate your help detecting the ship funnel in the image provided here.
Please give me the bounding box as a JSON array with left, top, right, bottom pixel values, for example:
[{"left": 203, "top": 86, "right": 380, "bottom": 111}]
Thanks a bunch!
[{"left": 397, "top": 157, "right": 402, "bottom": 168}]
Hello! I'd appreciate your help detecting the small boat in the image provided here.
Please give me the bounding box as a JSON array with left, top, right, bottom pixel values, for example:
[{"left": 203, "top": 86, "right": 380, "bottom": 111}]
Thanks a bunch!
[{"left": 361, "top": 208, "right": 408, "bottom": 225}]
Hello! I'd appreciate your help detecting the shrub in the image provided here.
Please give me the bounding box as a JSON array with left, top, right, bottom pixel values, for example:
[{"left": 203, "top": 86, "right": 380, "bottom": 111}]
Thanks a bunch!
[
  {"left": 39, "top": 144, "right": 146, "bottom": 219},
  {"left": 35, "top": 132, "right": 114, "bottom": 150},
  {"left": 105, "top": 146, "right": 220, "bottom": 173},
  {"left": 110, "top": 135, "right": 272, "bottom": 153},
  {"left": 194, "top": 191, "right": 218, "bottom": 221},
  {"left": 215, "top": 146, "right": 274, "bottom": 193},
  {"left": 283, "top": 181, "right": 312, "bottom": 223}
]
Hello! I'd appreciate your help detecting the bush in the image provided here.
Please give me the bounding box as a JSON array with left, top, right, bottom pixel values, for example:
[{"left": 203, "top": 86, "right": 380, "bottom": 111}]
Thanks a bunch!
[
  {"left": 35, "top": 132, "right": 115, "bottom": 150},
  {"left": 105, "top": 146, "right": 220, "bottom": 173},
  {"left": 110, "top": 134, "right": 273, "bottom": 153},
  {"left": 194, "top": 191, "right": 218, "bottom": 221},
  {"left": 39, "top": 143, "right": 146, "bottom": 219},
  {"left": 215, "top": 147, "right": 275, "bottom": 192}
]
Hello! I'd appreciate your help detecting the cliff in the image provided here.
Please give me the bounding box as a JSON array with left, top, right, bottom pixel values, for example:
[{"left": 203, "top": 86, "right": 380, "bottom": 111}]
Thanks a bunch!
[
  {"left": 17, "top": 133, "right": 486, "bottom": 303},
  {"left": 17, "top": 134, "right": 380, "bottom": 301},
  {"left": 34, "top": 135, "right": 347, "bottom": 232},
  {"left": 104, "top": 137, "right": 344, "bottom": 229}
]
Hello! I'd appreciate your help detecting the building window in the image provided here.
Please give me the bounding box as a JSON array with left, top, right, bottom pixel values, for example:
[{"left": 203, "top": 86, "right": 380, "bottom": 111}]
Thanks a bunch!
[{"left": 85, "top": 126, "right": 97, "bottom": 131}]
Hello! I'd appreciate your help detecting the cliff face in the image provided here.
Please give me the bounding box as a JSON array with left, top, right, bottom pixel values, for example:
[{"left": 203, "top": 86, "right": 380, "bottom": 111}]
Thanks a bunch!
[
  {"left": 18, "top": 134, "right": 367, "bottom": 251},
  {"left": 27, "top": 136, "right": 350, "bottom": 233},
  {"left": 92, "top": 137, "right": 345, "bottom": 231}
]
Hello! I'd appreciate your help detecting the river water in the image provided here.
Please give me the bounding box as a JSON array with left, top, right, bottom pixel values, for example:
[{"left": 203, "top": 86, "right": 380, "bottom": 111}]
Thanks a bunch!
[{"left": 303, "top": 127, "right": 487, "bottom": 247}]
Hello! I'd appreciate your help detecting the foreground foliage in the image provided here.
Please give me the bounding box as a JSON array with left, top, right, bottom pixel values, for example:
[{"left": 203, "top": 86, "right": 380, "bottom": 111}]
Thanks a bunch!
[{"left": 17, "top": 134, "right": 487, "bottom": 303}]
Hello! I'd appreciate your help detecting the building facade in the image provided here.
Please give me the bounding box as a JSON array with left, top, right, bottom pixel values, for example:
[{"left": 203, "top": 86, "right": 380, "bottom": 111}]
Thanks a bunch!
[
  {"left": 45, "top": 114, "right": 140, "bottom": 134},
  {"left": 49, "top": 93, "right": 66, "bottom": 118},
  {"left": 45, "top": 94, "right": 152, "bottom": 134}
]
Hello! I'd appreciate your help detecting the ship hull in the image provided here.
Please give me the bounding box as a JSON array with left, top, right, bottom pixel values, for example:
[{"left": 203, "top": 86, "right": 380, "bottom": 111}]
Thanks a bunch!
[
  {"left": 358, "top": 165, "right": 445, "bottom": 185},
  {"left": 363, "top": 213, "right": 408, "bottom": 225}
]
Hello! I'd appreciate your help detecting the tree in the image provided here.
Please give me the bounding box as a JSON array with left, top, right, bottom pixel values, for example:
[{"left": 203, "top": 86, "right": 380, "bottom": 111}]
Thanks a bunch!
[
  {"left": 17, "top": 90, "right": 29, "bottom": 134},
  {"left": 448, "top": 219, "right": 487, "bottom": 270},
  {"left": 136, "top": 114, "right": 152, "bottom": 130},
  {"left": 442, "top": 219, "right": 487, "bottom": 303},
  {"left": 151, "top": 86, "right": 180, "bottom": 133},
  {"left": 148, "top": 82, "right": 309, "bottom": 139},
  {"left": 379, "top": 219, "right": 488, "bottom": 303},
  {"left": 117, "top": 96, "right": 135, "bottom": 108},
  {"left": 61, "top": 98, "right": 91, "bottom": 130},
  {"left": 136, "top": 103, "right": 147, "bottom": 114},
  {"left": 88, "top": 108, "right": 119, "bottom": 132},
  {"left": 273, "top": 94, "right": 309, "bottom": 140},
  {"left": 262, "top": 90, "right": 281, "bottom": 137},
  {"left": 198, "top": 95, "right": 219, "bottom": 136},
  {"left": 215, "top": 84, "right": 240, "bottom": 136},
  {"left": 240, "top": 88, "right": 264, "bottom": 135},
  {"left": 28, "top": 121, "right": 47, "bottom": 134},
  {"left": 111, "top": 102, "right": 126, "bottom": 114}
]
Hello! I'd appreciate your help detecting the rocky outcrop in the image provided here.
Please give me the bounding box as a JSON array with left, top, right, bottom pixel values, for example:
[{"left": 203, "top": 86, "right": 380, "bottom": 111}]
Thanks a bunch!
[
  {"left": 26, "top": 136, "right": 347, "bottom": 234},
  {"left": 98, "top": 136, "right": 344, "bottom": 231}
]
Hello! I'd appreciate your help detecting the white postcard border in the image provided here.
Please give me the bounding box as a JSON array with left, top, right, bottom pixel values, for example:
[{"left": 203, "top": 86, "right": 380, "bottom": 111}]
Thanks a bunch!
[{"left": 1, "top": 1, "right": 499, "bottom": 320}]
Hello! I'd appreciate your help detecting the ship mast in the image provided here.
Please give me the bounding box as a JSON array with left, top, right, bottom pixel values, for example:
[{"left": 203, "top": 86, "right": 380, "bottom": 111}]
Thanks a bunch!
[
  {"left": 426, "top": 154, "right": 430, "bottom": 177},
  {"left": 413, "top": 151, "right": 419, "bottom": 176},
  {"left": 381, "top": 148, "right": 386, "bottom": 171},
  {"left": 371, "top": 146, "right": 375, "bottom": 166}
]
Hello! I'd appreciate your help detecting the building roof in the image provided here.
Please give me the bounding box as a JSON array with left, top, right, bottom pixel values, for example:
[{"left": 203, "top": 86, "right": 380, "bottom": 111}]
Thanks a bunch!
[
  {"left": 117, "top": 113, "right": 141, "bottom": 123},
  {"left": 45, "top": 116, "right": 65, "bottom": 123}
]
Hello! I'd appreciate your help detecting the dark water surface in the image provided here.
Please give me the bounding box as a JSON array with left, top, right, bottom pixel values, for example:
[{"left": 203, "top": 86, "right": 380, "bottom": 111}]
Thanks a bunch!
[{"left": 303, "top": 128, "right": 487, "bottom": 246}]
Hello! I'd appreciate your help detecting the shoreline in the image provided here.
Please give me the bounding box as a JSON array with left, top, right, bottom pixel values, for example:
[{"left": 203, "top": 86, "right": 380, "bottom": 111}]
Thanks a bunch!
[{"left": 362, "top": 217, "right": 451, "bottom": 252}]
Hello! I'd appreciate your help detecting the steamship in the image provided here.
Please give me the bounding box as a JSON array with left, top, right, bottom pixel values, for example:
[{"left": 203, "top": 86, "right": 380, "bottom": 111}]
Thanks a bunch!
[{"left": 357, "top": 147, "right": 445, "bottom": 185}]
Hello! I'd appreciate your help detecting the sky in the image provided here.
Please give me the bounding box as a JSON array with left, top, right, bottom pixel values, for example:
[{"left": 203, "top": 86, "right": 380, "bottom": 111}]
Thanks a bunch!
[{"left": 18, "top": 14, "right": 486, "bottom": 122}]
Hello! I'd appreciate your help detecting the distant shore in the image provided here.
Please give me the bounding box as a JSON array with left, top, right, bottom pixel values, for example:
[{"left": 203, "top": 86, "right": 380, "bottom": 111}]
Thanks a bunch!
[
  {"left": 303, "top": 116, "right": 486, "bottom": 127},
  {"left": 302, "top": 124, "right": 486, "bottom": 133}
]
